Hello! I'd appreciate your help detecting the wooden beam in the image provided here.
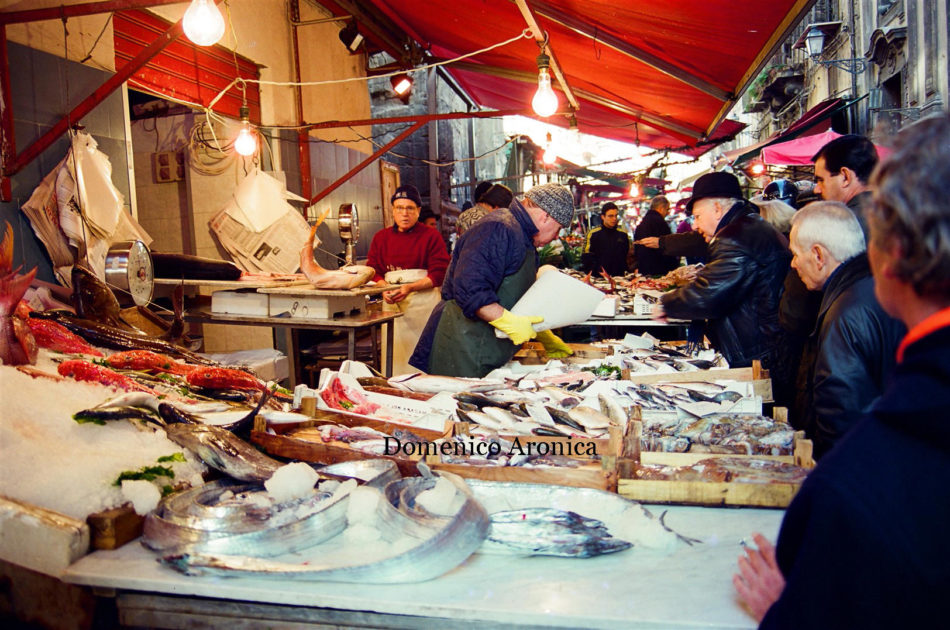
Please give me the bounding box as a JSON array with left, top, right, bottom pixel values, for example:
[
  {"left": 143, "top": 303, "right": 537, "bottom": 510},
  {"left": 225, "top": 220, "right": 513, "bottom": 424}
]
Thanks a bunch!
[
  {"left": 513, "top": 0, "right": 580, "bottom": 112},
  {"left": 528, "top": 0, "right": 732, "bottom": 102},
  {"left": 0, "top": 0, "right": 184, "bottom": 24},
  {"left": 305, "top": 108, "right": 523, "bottom": 131}
]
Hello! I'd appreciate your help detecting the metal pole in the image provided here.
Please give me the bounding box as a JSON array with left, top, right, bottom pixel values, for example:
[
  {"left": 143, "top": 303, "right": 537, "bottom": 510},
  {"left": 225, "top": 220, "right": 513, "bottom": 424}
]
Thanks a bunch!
[{"left": 427, "top": 68, "right": 441, "bottom": 216}]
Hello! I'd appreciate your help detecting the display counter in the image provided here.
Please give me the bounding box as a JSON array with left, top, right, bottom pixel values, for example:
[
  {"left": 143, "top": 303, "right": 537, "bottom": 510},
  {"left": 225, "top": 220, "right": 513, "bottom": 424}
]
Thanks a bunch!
[{"left": 63, "top": 504, "right": 782, "bottom": 629}]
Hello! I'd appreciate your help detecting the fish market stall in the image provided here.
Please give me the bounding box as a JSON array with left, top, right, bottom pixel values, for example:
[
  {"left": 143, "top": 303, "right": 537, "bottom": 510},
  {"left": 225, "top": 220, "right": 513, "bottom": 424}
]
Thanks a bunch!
[{"left": 63, "top": 487, "right": 782, "bottom": 629}]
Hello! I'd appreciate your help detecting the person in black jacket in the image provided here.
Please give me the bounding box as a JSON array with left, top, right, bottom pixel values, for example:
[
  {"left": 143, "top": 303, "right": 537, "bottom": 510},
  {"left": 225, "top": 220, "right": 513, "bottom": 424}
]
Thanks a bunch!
[
  {"left": 812, "top": 134, "right": 878, "bottom": 239},
  {"left": 734, "top": 112, "right": 950, "bottom": 630},
  {"left": 655, "top": 172, "right": 792, "bottom": 391},
  {"left": 582, "top": 202, "right": 630, "bottom": 276},
  {"left": 633, "top": 196, "right": 679, "bottom": 276},
  {"left": 788, "top": 201, "right": 905, "bottom": 458}
]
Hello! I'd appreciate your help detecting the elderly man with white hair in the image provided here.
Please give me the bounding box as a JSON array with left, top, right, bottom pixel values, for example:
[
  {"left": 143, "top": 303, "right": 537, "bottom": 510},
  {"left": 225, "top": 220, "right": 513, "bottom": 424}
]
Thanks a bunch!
[{"left": 788, "top": 201, "right": 905, "bottom": 458}]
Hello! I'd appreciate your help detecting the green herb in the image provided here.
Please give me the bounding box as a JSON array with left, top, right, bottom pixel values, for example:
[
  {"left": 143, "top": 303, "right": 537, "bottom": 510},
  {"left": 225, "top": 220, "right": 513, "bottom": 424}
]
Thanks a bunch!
[
  {"left": 113, "top": 465, "right": 175, "bottom": 486},
  {"left": 157, "top": 452, "right": 186, "bottom": 463},
  {"left": 161, "top": 485, "right": 175, "bottom": 497},
  {"left": 73, "top": 415, "right": 106, "bottom": 426},
  {"left": 339, "top": 399, "right": 354, "bottom": 410}
]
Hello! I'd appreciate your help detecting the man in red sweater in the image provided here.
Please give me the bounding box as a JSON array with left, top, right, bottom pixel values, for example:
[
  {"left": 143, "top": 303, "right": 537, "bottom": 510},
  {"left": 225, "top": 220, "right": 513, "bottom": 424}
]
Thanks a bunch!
[{"left": 367, "top": 185, "right": 449, "bottom": 374}]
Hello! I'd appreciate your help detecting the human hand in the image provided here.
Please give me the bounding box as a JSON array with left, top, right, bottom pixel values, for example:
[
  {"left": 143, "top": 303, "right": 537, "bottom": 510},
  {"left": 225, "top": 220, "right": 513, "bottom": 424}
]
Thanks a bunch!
[
  {"left": 651, "top": 303, "right": 668, "bottom": 322},
  {"left": 733, "top": 533, "right": 785, "bottom": 622},
  {"left": 489, "top": 310, "right": 543, "bottom": 344},
  {"left": 383, "top": 285, "right": 412, "bottom": 304},
  {"left": 635, "top": 237, "right": 660, "bottom": 248},
  {"left": 536, "top": 329, "right": 573, "bottom": 358}
]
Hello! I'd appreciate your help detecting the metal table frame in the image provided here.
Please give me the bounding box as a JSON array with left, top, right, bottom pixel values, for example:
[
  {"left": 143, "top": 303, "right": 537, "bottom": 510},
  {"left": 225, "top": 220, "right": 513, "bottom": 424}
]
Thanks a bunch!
[{"left": 186, "top": 310, "right": 401, "bottom": 385}]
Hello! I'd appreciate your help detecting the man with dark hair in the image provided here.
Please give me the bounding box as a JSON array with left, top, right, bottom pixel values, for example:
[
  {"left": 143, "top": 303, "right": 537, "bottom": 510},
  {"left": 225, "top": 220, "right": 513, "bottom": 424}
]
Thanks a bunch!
[
  {"left": 735, "top": 114, "right": 950, "bottom": 629},
  {"left": 811, "top": 134, "right": 878, "bottom": 237},
  {"left": 655, "top": 172, "right": 793, "bottom": 402},
  {"left": 633, "top": 195, "right": 679, "bottom": 276},
  {"left": 457, "top": 181, "right": 505, "bottom": 235},
  {"left": 583, "top": 202, "right": 630, "bottom": 276}
]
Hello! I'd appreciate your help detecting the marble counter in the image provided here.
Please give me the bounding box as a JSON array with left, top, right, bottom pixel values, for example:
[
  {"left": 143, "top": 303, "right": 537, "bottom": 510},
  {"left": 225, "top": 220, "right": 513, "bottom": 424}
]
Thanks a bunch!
[{"left": 63, "top": 504, "right": 783, "bottom": 629}]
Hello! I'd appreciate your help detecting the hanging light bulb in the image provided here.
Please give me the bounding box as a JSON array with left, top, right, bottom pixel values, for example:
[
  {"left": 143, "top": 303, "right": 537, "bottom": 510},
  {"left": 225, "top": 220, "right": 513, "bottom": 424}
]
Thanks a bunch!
[
  {"left": 542, "top": 132, "right": 556, "bottom": 165},
  {"left": 749, "top": 161, "right": 766, "bottom": 177},
  {"left": 532, "top": 52, "right": 559, "bottom": 117},
  {"left": 629, "top": 181, "right": 640, "bottom": 198},
  {"left": 568, "top": 113, "right": 579, "bottom": 139},
  {"left": 234, "top": 106, "right": 257, "bottom": 157},
  {"left": 183, "top": 0, "right": 226, "bottom": 47}
]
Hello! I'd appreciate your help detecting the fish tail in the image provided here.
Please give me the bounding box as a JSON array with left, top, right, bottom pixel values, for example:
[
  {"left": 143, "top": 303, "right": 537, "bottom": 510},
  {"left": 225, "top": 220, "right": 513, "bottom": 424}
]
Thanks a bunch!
[
  {"left": 0, "top": 222, "right": 12, "bottom": 274},
  {"left": 0, "top": 267, "right": 37, "bottom": 314}
]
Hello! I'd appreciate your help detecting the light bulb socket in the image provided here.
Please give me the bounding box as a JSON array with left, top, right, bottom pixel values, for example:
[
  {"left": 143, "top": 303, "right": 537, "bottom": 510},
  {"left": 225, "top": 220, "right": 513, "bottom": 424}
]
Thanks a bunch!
[
  {"left": 569, "top": 114, "right": 578, "bottom": 131},
  {"left": 536, "top": 52, "right": 551, "bottom": 71},
  {"left": 239, "top": 105, "right": 250, "bottom": 123}
]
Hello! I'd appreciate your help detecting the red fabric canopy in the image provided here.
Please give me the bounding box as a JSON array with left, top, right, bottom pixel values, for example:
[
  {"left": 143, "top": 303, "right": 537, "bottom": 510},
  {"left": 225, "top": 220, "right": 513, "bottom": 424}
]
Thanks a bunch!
[
  {"left": 761, "top": 130, "right": 842, "bottom": 165},
  {"left": 364, "top": 0, "right": 815, "bottom": 154}
]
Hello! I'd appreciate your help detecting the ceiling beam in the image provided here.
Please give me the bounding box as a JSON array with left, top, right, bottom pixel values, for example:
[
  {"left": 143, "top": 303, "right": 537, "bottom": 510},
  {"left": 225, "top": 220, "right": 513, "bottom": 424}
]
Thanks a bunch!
[
  {"left": 528, "top": 0, "right": 732, "bottom": 102},
  {"left": 447, "top": 60, "right": 702, "bottom": 140},
  {"left": 513, "top": 0, "right": 580, "bottom": 112},
  {"left": 0, "top": 0, "right": 184, "bottom": 25}
]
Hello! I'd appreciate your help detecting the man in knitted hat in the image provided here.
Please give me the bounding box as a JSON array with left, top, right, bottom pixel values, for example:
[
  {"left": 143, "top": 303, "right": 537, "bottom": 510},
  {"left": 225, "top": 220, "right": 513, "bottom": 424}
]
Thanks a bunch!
[
  {"left": 410, "top": 182, "right": 575, "bottom": 377},
  {"left": 367, "top": 184, "right": 450, "bottom": 374}
]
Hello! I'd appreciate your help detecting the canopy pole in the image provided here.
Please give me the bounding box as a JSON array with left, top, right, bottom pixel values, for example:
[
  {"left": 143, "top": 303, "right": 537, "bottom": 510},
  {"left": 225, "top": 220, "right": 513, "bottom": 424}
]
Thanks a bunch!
[
  {"left": 514, "top": 0, "right": 580, "bottom": 112},
  {"left": 307, "top": 120, "right": 424, "bottom": 207}
]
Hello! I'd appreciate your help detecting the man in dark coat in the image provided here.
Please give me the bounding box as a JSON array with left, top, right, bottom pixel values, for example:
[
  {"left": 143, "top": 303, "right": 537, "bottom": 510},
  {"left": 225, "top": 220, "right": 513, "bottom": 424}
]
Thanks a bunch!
[
  {"left": 582, "top": 202, "right": 630, "bottom": 276},
  {"left": 734, "top": 113, "right": 950, "bottom": 629},
  {"left": 655, "top": 172, "right": 792, "bottom": 386},
  {"left": 812, "top": 133, "right": 878, "bottom": 239},
  {"left": 788, "top": 201, "right": 905, "bottom": 458},
  {"left": 633, "top": 196, "right": 679, "bottom": 276}
]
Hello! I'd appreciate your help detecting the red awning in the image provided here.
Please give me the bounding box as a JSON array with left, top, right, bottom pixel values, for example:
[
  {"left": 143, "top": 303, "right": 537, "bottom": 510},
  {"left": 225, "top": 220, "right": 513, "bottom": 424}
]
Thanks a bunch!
[
  {"left": 720, "top": 97, "right": 848, "bottom": 165},
  {"left": 361, "top": 0, "right": 816, "bottom": 154}
]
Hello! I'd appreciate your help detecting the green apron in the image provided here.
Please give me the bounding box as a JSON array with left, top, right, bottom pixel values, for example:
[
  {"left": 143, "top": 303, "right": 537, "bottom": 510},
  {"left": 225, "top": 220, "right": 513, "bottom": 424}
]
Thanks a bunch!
[{"left": 428, "top": 249, "right": 537, "bottom": 377}]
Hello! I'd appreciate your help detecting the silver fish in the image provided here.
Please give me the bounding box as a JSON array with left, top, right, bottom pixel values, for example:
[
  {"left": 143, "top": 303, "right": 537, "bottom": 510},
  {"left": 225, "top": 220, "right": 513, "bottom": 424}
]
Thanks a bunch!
[
  {"left": 388, "top": 373, "right": 501, "bottom": 394},
  {"left": 485, "top": 508, "right": 631, "bottom": 558},
  {"left": 161, "top": 475, "right": 489, "bottom": 584},
  {"left": 164, "top": 423, "right": 282, "bottom": 482}
]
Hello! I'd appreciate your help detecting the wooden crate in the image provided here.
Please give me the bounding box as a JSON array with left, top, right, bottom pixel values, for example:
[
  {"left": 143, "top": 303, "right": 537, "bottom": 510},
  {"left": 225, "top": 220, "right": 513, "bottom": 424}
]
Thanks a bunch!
[
  {"left": 514, "top": 341, "right": 612, "bottom": 365},
  {"left": 615, "top": 411, "right": 814, "bottom": 508},
  {"left": 622, "top": 360, "right": 772, "bottom": 401}
]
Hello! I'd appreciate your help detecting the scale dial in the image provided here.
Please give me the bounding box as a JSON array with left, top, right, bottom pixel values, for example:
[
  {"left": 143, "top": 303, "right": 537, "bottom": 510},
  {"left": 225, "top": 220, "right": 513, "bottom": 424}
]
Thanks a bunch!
[{"left": 106, "top": 240, "right": 154, "bottom": 307}]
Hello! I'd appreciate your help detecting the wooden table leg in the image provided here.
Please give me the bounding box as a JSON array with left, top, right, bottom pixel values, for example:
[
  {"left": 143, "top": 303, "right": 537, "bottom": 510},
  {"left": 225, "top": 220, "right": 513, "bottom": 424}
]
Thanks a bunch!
[
  {"left": 285, "top": 328, "right": 299, "bottom": 388},
  {"left": 385, "top": 321, "right": 394, "bottom": 377}
]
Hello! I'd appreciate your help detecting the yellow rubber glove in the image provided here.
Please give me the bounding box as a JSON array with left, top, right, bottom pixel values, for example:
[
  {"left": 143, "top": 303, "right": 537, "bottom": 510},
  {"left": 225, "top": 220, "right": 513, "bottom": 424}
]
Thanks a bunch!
[
  {"left": 489, "top": 310, "right": 543, "bottom": 344},
  {"left": 536, "top": 329, "right": 574, "bottom": 358}
]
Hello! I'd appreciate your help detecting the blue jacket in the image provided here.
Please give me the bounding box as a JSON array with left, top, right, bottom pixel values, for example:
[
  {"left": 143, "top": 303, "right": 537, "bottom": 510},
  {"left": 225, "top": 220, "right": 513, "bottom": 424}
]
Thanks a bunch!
[
  {"left": 761, "top": 320, "right": 950, "bottom": 628},
  {"left": 410, "top": 200, "right": 538, "bottom": 370}
]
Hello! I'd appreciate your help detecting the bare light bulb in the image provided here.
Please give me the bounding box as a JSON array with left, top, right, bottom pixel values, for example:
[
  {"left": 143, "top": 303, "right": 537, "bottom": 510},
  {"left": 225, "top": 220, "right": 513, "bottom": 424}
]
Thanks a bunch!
[
  {"left": 629, "top": 182, "right": 640, "bottom": 198},
  {"left": 234, "top": 122, "right": 257, "bottom": 156},
  {"left": 392, "top": 76, "right": 412, "bottom": 95},
  {"left": 750, "top": 162, "right": 766, "bottom": 176},
  {"left": 532, "top": 68, "right": 559, "bottom": 117},
  {"left": 183, "top": 0, "right": 226, "bottom": 47},
  {"left": 542, "top": 145, "right": 556, "bottom": 164}
]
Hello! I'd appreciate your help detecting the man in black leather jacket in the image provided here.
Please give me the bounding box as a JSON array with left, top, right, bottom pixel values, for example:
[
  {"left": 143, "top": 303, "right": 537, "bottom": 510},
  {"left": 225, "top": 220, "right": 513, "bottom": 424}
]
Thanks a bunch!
[
  {"left": 655, "top": 172, "right": 792, "bottom": 391},
  {"left": 788, "top": 201, "right": 905, "bottom": 458}
]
